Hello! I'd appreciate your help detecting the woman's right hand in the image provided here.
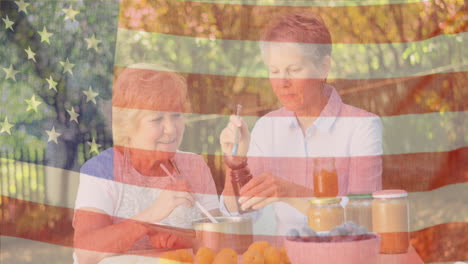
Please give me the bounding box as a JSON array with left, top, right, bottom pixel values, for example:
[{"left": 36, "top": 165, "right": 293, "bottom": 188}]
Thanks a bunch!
[
  {"left": 149, "top": 231, "right": 192, "bottom": 249},
  {"left": 136, "top": 180, "right": 195, "bottom": 223},
  {"left": 220, "top": 115, "right": 251, "bottom": 157}
]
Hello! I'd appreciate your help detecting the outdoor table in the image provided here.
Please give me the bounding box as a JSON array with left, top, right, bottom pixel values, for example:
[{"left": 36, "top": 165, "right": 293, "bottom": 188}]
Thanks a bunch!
[{"left": 99, "top": 245, "right": 424, "bottom": 263}]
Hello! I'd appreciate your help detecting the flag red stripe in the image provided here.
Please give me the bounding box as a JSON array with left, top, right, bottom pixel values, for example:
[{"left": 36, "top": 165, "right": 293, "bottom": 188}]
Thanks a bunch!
[
  {"left": 411, "top": 222, "right": 468, "bottom": 263},
  {"left": 1, "top": 148, "right": 465, "bottom": 197},
  {"left": 1, "top": 197, "right": 466, "bottom": 262},
  {"left": 118, "top": 0, "right": 467, "bottom": 43},
  {"left": 113, "top": 66, "right": 467, "bottom": 116},
  {"left": 382, "top": 147, "right": 467, "bottom": 192}
]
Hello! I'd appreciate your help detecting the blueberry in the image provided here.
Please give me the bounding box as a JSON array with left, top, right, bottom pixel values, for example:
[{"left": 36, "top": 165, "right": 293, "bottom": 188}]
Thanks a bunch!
[
  {"left": 342, "top": 222, "right": 357, "bottom": 234},
  {"left": 300, "top": 226, "right": 317, "bottom": 237},
  {"left": 286, "top": 228, "right": 300, "bottom": 241},
  {"left": 341, "top": 227, "right": 350, "bottom": 236},
  {"left": 329, "top": 227, "right": 343, "bottom": 237},
  {"left": 355, "top": 226, "right": 368, "bottom": 235}
]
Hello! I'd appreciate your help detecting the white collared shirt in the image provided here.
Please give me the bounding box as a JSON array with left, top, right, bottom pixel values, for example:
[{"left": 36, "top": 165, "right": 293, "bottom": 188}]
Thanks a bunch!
[{"left": 221, "top": 85, "right": 382, "bottom": 236}]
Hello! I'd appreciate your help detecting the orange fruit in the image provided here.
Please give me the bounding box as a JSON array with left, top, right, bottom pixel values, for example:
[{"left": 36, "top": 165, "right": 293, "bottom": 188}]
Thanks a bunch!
[
  {"left": 242, "top": 249, "right": 265, "bottom": 264},
  {"left": 280, "top": 246, "right": 291, "bottom": 264},
  {"left": 159, "top": 250, "right": 181, "bottom": 264},
  {"left": 176, "top": 249, "right": 193, "bottom": 263},
  {"left": 248, "top": 241, "right": 271, "bottom": 255},
  {"left": 195, "top": 247, "right": 215, "bottom": 264},
  {"left": 264, "top": 246, "right": 281, "bottom": 264},
  {"left": 212, "top": 248, "right": 237, "bottom": 264}
]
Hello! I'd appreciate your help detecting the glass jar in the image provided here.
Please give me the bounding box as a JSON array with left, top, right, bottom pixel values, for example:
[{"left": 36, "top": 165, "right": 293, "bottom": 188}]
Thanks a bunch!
[
  {"left": 345, "top": 194, "right": 373, "bottom": 231},
  {"left": 313, "top": 158, "right": 338, "bottom": 197},
  {"left": 231, "top": 167, "right": 252, "bottom": 196},
  {"left": 372, "top": 190, "right": 409, "bottom": 254},
  {"left": 307, "top": 197, "right": 344, "bottom": 232}
]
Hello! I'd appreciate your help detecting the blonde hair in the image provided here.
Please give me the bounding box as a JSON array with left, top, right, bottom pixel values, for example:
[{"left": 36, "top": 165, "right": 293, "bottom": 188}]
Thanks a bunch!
[{"left": 112, "top": 65, "right": 190, "bottom": 146}]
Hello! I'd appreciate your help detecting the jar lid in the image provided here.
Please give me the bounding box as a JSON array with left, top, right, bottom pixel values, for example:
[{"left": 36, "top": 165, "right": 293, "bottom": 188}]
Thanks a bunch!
[
  {"left": 372, "top": 189, "right": 408, "bottom": 198},
  {"left": 347, "top": 194, "right": 372, "bottom": 199},
  {"left": 310, "top": 197, "right": 342, "bottom": 204}
]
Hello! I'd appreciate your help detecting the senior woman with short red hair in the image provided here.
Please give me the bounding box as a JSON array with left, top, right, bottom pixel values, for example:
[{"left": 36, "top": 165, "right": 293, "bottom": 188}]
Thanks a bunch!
[
  {"left": 73, "top": 66, "right": 220, "bottom": 264},
  {"left": 220, "top": 12, "right": 383, "bottom": 235}
]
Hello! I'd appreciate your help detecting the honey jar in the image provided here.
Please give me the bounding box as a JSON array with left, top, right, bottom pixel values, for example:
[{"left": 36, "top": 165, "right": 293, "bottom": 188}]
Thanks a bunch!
[
  {"left": 345, "top": 194, "right": 373, "bottom": 231},
  {"left": 307, "top": 197, "right": 344, "bottom": 232},
  {"left": 372, "top": 190, "right": 409, "bottom": 254}
]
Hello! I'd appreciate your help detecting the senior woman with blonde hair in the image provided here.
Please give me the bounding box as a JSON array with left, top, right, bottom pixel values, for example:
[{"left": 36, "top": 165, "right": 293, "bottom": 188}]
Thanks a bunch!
[
  {"left": 73, "top": 65, "right": 220, "bottom": 264},
  {"left": 220, "top": 12, "right": 383, "bottom": 235}
]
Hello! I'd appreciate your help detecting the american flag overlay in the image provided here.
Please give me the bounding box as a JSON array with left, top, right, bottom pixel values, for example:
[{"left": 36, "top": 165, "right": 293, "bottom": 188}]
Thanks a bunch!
[{"left": 1, "top": 0, "right": 467, "bottom": 263}]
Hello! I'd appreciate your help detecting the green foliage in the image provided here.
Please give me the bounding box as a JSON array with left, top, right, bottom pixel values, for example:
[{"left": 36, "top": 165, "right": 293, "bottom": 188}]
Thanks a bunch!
[{"left": 1, "top": 0, "right": 119, "bottom": 152}]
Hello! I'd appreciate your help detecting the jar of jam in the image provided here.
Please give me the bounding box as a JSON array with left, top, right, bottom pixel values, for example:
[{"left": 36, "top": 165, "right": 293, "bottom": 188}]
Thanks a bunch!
[
  {"left": 372, "top": 190, "right": 409, "bottom": 254},
  {"left": 345, "top": 194, "right": 373, "bottom": 231},
  {"left": 307, "top": 197, "right": 344, "bottom": 232},
  {"left": 313, "top": 158, "right": 338, "bottom": 197}
]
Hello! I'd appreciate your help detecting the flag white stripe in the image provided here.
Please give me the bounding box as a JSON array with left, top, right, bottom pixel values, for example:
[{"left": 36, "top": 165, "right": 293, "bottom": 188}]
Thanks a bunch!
[
  {"left": 111, "top": 109, "right": 467, "bottom": 156},
  {"left": 0, "top": 236, "right": 75, "bottom": 263},
  {"left": 115, "top": 28, "right": 468, "bottom": 79}
]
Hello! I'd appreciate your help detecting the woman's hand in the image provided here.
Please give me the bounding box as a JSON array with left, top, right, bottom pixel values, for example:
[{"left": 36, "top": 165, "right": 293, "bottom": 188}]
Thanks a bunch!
[
  {"left": 220, "top": 115, "right": 251, "bottom": 157},
  {"left": 238, "top": 172, "right": 313, "bottom": 210},
  {"left": 135, "top": 180, "right": 194, "bottom": 223},
  {"left": 149, "top": 231, "right": 192, "bottom": 249}
]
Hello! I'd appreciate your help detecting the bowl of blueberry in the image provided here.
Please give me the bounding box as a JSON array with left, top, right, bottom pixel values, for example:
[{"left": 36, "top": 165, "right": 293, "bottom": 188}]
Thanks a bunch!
[{"left": 284, "top": 222, "right": 380, "bottom": 264}]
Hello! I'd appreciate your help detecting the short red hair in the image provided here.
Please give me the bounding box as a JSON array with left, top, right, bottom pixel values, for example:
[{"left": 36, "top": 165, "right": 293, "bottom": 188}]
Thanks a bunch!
[{"left": 260, "top": 12, "right": 332, "bottom": 64}]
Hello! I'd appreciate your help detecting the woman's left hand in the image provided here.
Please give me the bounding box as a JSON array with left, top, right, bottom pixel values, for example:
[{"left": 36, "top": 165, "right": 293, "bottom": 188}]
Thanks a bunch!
[{"left": 238, "top": 172, "right": 312, "bottom": 210}]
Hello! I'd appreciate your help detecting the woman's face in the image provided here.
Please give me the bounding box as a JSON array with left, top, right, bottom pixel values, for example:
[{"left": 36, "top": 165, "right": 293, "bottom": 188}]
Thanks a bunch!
[
  {"left": 131, "top": 111, "right": 185, "bottom": 159},
  {"left": 265, "top": 44, "right": 328, "bottom": 114}
]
